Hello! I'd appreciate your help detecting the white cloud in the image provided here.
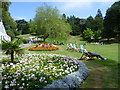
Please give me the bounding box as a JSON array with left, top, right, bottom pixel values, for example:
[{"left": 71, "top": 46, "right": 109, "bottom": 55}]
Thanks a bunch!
[
  {"left": 14, "top": 16, "right": 26, "bottom": 20},
  {"left": 59, "top": 2, "right": 92, "bottom": 11}
]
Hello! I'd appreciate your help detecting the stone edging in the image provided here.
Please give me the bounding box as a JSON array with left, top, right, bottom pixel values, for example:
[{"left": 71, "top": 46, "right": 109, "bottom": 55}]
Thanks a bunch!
[{"left": 43, "top": 60, "right": 89, "bottom": 89}]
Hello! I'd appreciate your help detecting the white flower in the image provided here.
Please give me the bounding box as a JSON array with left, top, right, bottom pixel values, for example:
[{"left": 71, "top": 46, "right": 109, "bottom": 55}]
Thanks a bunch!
[
  {"left": 21, "top": 78, "right": 25, "bottom": 81},
  {"left": 44, "top": 81, "right": 47, "bottom": 83},
  {"left": 4, "top": 85, "right": 9, "bottom": 89},
  {"left": 10, "top": 63, "right": 13, "bottom": 66},
  {"left": 22, "top": 83, "right": 25, "bottom": 86},
  {"left": 19, "top": 86, "right": 24, "bottom": 89}
]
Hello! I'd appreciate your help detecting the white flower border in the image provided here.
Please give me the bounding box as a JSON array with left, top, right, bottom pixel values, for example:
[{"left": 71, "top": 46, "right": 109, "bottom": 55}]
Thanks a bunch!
[{"left": 43, "top": 58, "right": 89, "bottom": 88}]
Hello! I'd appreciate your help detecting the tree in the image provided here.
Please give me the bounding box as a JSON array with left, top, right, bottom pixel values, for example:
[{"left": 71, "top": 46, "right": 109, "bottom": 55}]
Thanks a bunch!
[
  {"left": 86, "top": 16, "right": 94, "bottom": 29},
  {"left": 2, "top": 1, "right": 17, "bottom": 30},
  {"left": 29, "top": 20, "right": 37, "bottom": 34},
  {"left": 86, "top": 10, "right": 104, "bottom": 41},
  {"left": 15, "top": 19, "right": 29, "bottom": 34},
  {"left": 67, "top": 16, "right": 84, "bottom": 36},
  {"left": 1, "top": 1, "right": 17, "bottom": 40},
  {"left": 33, "top": 4, "right": 71, "bottom": 41},
  {"left": 91, "top": 17, "right": 104, "bottom": 40},
  {"left": 95, "top": 9, "right": 103, "bottom": 19},
  {"left": 83, "top": 28, "right": 94, "bottom": 42},
  {"left": 2, "top": 40, "right": 24, "bottom": 63},
  {"left": 103, "top": 1, "right": 120, "bottom": 40}
]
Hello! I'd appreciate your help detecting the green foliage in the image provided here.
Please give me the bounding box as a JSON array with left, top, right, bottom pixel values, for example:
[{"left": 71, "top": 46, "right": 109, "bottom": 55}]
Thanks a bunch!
[
  {"left": 2, "top": 2, "right": 17, "bottom": 30},
  {"left": 1, "top": 40, "right": 24, "bottom": 62},
  {"left": 67, "top": 16, "right": 85, "bottom": 36},
  {"left": 103, "top": 1, "right": 120, "bottom": 39},
  {"left": 1, "top": 1, "right": 18, "bottom": 41},
  {"left": 83, "top": 28, "right": 94, "bottom": 42},
  {"left": 15, "top": 19, "right": 30, "bottom": 34},
  {"left": 87, "top": 17, "right": 103, "bottom": 40},
  {"left": 95, "top": 9, "right": 103, "bottom": 19},
  {"left": 86, "top": 16, "right": 94, "bottom": 29},
  {"left": 29, "top": 20, "right": 37, "bottom": 34},
  {"left": 85, "top": 10, "right": 104, "bottom": 41},
  {"left": 6, "top": 29, "right": 21, "bottom": 40},
  {"left": 21, "top": 38, "right": 29, "bottom": 44},
  {"left": 6, "top": 30, "right": 15, "bottom": 39},
  {"left": 33, "top": 4, "right": 71, "bottom": 41}
]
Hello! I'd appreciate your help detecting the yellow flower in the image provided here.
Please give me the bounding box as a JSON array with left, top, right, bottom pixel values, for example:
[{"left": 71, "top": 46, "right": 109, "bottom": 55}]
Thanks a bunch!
[
  {"left": 50, "top": 71, "right": 52, "bottom": 73},
  {"left": 57, "top": 66, "right": 60, "bottom": 69},
  {"left": 53, "top": 71, "right": 56, "bottom": 73},
  {"left": 50, "top": 78, "right": 54, "bottom": 80}
]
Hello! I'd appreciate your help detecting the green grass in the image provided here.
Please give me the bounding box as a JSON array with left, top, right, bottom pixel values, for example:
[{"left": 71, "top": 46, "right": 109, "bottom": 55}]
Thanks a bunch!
[
  {"left": 16, "top": 34, "right": 35, "bottom": 40},
  {"left": 23, "top": 36, "right": 119, "bottom": 88},
  {"left": 2, "top": 35, "right": 119, "bottom": 88}
]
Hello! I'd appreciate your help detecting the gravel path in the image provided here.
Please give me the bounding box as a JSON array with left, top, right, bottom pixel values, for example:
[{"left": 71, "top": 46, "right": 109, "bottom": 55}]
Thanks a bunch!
[{"left": 20, "top": 43, "right": 33, "bottom": 49}]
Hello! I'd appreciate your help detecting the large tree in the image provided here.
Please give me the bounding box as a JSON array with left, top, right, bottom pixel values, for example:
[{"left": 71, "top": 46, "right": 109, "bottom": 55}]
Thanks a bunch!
[
  {"left": 95, "top": 9, "right": 103, "bottom": 19},
  {"left": 1, "top": 1, "right": 17, "bottom": 40},
  {"left": 103, "top": 1, "right": 120, "bottom": 40},
  {"left": 2, "top": 1, "right": 17, "bottom": 30},
  {"left": 67, "top": 16, "right": 84, "bottom": 36},
  {"left": 86, "top": 16, "right": 94, "bottom": 29},
  {"left": 86, "top": 9, "right": 104, "bottom": 41},
  {"left": 91, "top": 17, "right": 104, "bottom": 40},
  {"left": 33, "top": 4, "right": 71, "bottom": 41},
  {"left": 15, "top": 19, "right": 29, "bottom": 34}
]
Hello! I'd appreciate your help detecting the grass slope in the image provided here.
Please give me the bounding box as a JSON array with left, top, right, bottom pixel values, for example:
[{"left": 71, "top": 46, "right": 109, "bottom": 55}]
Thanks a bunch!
[
  {"left": 2, "top": 34, "right": 119, "bottom": 88},
  {"left": 23, "top": 35, "right": 119, "bottom": 88}
]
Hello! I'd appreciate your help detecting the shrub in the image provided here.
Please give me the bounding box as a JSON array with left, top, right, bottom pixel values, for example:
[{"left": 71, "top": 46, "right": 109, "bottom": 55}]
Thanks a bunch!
[{"left": 21, "top": 39, "right": 29, "bottom": 44}]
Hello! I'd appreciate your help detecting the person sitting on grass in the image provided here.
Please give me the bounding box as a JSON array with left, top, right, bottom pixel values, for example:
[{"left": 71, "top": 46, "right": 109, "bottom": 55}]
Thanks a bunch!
[{"left": 83, "top": 49, "right": 107, "bottom": 61}]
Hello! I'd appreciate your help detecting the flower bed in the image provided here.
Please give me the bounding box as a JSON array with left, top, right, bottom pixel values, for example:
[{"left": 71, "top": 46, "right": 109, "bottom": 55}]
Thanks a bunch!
[
  {"left": 28, "top": 43, "right": 59, "bottom": 51},
  {"left": 2, "top": 54, "right": 79, "bottom": 89}
]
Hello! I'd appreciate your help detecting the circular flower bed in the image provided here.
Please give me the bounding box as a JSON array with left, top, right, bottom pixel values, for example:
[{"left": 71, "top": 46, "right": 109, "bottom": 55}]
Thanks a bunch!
[
  {"left": 2, "top": 54, "right": 79, "bottom": 89},
  {"left": 28, "top": 43, "right": 59, "bottom": 51}
]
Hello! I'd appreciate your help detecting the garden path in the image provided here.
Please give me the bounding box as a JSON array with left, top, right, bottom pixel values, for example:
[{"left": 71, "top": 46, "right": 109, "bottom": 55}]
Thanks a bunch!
[{"left": 20, "top": 43, "right": 33, "bottom": 49}]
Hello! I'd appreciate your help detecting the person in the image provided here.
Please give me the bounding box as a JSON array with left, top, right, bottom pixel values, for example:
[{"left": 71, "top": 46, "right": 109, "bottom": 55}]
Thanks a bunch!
[{"left": 83, "top": 49, "right": 107, "bottom": 61}]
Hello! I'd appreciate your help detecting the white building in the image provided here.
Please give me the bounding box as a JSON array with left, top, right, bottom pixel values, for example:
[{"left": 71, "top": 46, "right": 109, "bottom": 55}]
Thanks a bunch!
[{"left": 0, "top": 20, "right": 11, "bottom": 43}]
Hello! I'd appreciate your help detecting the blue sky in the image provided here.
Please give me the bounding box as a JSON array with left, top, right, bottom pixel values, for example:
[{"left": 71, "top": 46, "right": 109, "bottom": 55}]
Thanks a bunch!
[{"left": 9, "top": 0, "right": 116, "bottom": 21}]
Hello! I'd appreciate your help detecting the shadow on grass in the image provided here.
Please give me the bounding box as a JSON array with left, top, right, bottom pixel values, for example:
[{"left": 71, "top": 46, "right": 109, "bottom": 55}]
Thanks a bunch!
[{"left": 80, "top": 59, "right": 119, "bottom": 88}]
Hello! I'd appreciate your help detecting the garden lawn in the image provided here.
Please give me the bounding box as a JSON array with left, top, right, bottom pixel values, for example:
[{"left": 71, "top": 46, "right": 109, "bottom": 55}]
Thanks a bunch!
[
  {"left": 1, "top": 35, "right": 119, "bottom": 88},
  {"left": 23, "top": 36, "right": 119, "bottom": 88}
]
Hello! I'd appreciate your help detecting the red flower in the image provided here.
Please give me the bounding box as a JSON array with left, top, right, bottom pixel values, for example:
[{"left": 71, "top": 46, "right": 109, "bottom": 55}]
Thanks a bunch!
[{"left": 28, "top": 43, "right": 59, "bottom": 51}]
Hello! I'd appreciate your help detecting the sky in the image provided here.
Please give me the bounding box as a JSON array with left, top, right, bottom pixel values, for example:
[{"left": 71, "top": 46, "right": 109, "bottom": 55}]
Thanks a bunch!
[{"left": 8, "top": 0, "right": 117, "bottom": 21}]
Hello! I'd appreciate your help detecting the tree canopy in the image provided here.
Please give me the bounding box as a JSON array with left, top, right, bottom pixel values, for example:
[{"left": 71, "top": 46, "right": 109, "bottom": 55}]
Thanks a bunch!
[
  {"left": 15, "top": 19, "right": 29, "bottom": 34},
  {"left": 32, "top": 4, "right": 71, "bottom": 41},
  {"left": 103, "top": 1, "right": 120, "bottom": 40},
  {"left": 1, "top": 1, "right": 17, "bottom": 40}
]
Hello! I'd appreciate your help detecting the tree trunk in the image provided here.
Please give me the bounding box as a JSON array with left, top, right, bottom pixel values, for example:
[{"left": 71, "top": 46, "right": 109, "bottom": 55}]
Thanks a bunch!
[
  {"left": 11, "top": 50, "right": 14, "bottom": 63},
  {"left": 43, "top": 35, "right": 49, "bottom": 42}
]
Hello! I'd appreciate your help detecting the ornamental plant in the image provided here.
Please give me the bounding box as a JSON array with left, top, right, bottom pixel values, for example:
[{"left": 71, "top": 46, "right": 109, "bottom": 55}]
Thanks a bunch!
[
  {"left": 2, "top": 54, "right": 79, "bottom": 89},
  {"left": 28, "top": 43, "right": 59, "bottom": 51}
]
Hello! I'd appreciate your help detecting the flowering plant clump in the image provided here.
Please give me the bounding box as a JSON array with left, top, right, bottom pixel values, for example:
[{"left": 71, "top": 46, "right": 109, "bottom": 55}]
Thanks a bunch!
[
  {"left": 2, "top": 54, "right": 79, "bottom": 89},
  {"left": 28, "top": 43, "right": 59, "bottom": 51}
]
